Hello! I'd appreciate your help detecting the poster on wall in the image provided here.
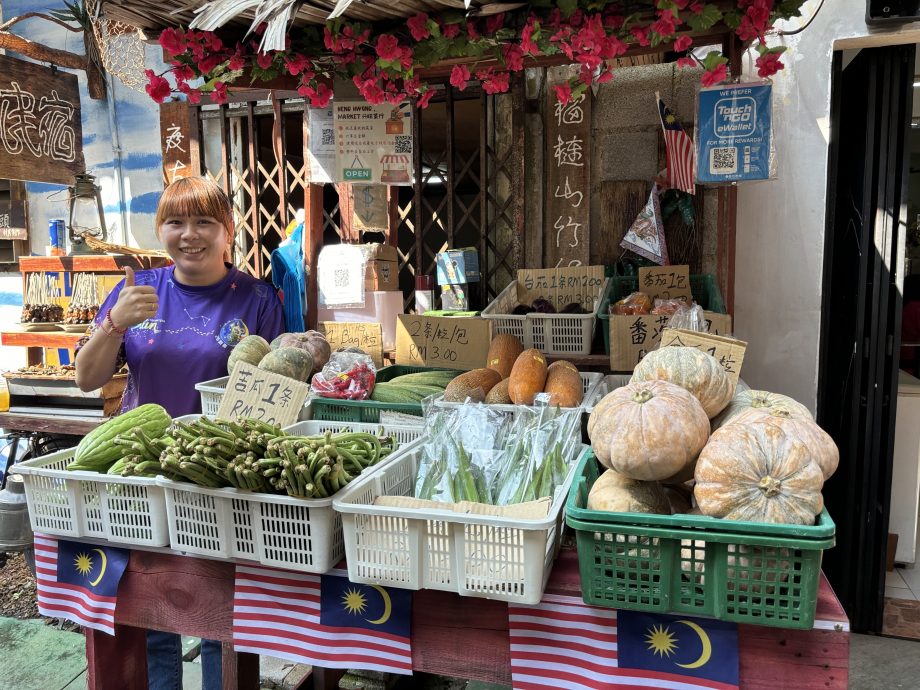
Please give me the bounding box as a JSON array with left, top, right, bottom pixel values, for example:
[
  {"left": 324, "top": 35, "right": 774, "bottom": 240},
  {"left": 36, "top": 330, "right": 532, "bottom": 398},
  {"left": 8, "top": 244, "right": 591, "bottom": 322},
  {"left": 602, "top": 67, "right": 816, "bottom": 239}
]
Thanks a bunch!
[
  {"left": 334, "top": 102, "right": 413, "bottom": 185},
  {"left": 308, "top": 106, "right": 335, "bottom": 183},
  {"left": 696, "top": 81, "right": 774, "bottom": 184},
  {"left": 0, "top": 54, "right": 85, "bottom": 185}
]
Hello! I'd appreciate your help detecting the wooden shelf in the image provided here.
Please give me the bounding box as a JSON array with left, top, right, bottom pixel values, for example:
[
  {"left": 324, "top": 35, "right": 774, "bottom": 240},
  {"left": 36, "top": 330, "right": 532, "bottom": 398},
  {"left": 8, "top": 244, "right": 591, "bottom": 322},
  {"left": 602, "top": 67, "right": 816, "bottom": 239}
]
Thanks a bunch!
[
  {"left": 19, "top": 255, "right": 171, "bottom": 272},
  {"left": 1, "top": 331, "right": 84, "bottom": 348},
  {"left": 0, "top": 412, "right": 102, "bottom": 435}
]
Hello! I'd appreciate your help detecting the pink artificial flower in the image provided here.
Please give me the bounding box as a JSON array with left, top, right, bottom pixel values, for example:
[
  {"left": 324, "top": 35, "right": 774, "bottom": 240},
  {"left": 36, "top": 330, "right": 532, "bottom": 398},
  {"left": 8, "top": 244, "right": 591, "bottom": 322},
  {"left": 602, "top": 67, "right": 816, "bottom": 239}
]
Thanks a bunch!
[
  {"left": 172, "top": 63, "right": 195, "bottom": 82},
  {"left": 256, "top": 52, "right": 273, "bottom": 70},
  {"left": 417, "top": 88, "right": 435, "bottom": 109},
  {"left": 748, "top": 1, "right": 771, "bottom": 30},
  {"left": 211, "top": 81, "right": 229, "bottom": 105},
  {"left": 521, "top": 20, "right": 540, "bottom": 55},
  {"left": 228, "top": 53, "right": 245, "bottom": 71},
  {"left": 674, "top": 35, "right": 693, "bottom": 52},
  {"left": 736, "top": 16, "right": 760, "bottom": 41},
  {"left": 631, "top": 26, "right": 651, "bottom": 46},
  {"left": 357, "top": 78, "right": 386, "bottom": 104},
  {"left": 554, "top": 82, "right": 572, "bottom": 105},
  {"left": 701, "top": 63, "right": 728, "bottom": 87},
  {"left": 677, "top": 56, "right": 696, "bottom": 68},
  {"left": 755, "top": 51, "right": 784, "bottom": 77},
  {"left": 442, "top": 22, "right": 461, "bottom": 39},
  {"left": 652, "top": 9, "right": 678, "bottom": 37},
  {"left": 254, "top": 22, "right": 267, "bottom": 35},
  {"left": 386, "top": 90, "right": 405, "bottom": 105},
  {"left": 159, "top": 28, "right": 186, "bottom": 57},
  {"left": 503, "top": 44, "right": 525, "bottom": 71},
  {"left": 375, "top": 34, "right": 403, "bottom": 62},
  {"left": 407, "top": 13, "right": 431, "bottom": 41},
  {"left": 399, "top": 46, "right": 414, "bottom": 70},
  {"left": 205, "top": 32, "right": 223, "bottom": 52},
  {"left": 198, "top": 54, "right": 222, "bottom": 74},
  {"left": 482, "top": 71, "right": 510, "bottom": 94},
  {"left": 311, "top": 82, "right": 333, "bottom": 108},
  {"left": 597, "top": 69, "right": 614, "bottom": 84},
  {"left": 450, "top": 64, "right": 471, "bottom": 90},
  {"left": 144, "top": 69, "right": 171, "bottom": 103},
  {"left": 485, "top": 14, "right": 505, "bottom": 35},
  {"left": 177, "top": 81, "right": 201, "bottom": 104},
  {"left": 689, "top": 1, "right": 704, "bottom": 13},
  {"left": 285, "top": 54, "right": 310, "bottom": 76},
  {"left": 577, "top": 53, "right": 603, "bottom": 73},
  {"left": 604, "top": 12, "right": 625, "bottom": 29},
  {"left": 467, "top": 21, "right": 480, "bottom": 40},
  {"left": 323, "top": 26, "right": 336, "bottom": 51}
]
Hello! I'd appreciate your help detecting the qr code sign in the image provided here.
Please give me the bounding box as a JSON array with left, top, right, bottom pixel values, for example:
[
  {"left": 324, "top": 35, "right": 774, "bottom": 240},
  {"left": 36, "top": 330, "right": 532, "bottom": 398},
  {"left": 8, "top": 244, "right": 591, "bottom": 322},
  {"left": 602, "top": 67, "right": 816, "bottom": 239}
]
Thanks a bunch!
[
  {"left": 321, "top": 128, "right": 334, "bottom": 146},
  {"left": 333, "top": 268, "right": 350, "bottom": 288},
  {"left": 394, "top": 135, "right": 412, "bottom": 154},
  {"left": 710, "top": 147, "right": 737, "bottom": 174}
]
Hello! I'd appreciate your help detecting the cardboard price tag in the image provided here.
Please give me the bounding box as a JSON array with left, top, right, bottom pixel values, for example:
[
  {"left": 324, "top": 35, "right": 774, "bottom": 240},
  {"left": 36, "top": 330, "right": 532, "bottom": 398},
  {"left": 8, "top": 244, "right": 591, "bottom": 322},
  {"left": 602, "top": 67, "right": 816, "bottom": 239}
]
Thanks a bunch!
[
  {"left": 516, "top": 265, "right": 605, "bottom": 311},
  {"left": 321, "top": 321, "right": 383, "bottom": 368},
  {"left": 660, "top": 328, "right": 747, "bottom": 385},
  {"left": 609, "top": 312, "right": 733, "bottom": 372},
  {"left": 216, "top": 360, "right": 309, "bottom": 427},
  {"left": 396, "top": 315, "right": 491, "bottom": 370},
  {"left": 638, "top": 265, "right": 692, "bottom": 302}
]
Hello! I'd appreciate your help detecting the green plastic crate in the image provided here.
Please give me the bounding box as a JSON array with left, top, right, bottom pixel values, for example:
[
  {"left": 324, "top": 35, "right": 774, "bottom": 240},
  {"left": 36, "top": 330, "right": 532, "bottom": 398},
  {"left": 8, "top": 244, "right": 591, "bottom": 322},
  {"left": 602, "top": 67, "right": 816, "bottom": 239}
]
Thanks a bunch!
[
  {"left": 597, "top": 273, "right": 727, "bottom": 355},
  {"left": 310, "top": 365, "right": 463, "bottom": 423},
  {"left": 565, "top": 451, "right": 836, "bottom": 630}
]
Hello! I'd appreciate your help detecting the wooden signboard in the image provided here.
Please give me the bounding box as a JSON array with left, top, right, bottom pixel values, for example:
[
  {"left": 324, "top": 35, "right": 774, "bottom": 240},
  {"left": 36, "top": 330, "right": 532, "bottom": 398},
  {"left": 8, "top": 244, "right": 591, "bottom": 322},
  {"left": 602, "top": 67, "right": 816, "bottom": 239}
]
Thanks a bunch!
[
  {"left": 351, "top": 184, "right": 390, "bottom": 234},
  {"left": 396, "top": 315, "right": 491, "bottom": 370},
  {"left": 0, "top": 54, "right": 85, "bottom": 185},
  {"left": 638, "top": 265, "right": 693, "bottom": 302},
  {"left": 517, "top": 265, "right": 605, "bottom": 312},
  {"left": 610, "top": 312, "right": 733, "bottom": 372},
  {"left": 544, "top": 66, "right": 591, "bottom": 268},
  {"left": 321, "top": 321, "right": 383, "bottom": 368},
  {"left": 660, "top": 328, "right": 747, "bottom": 385},
  {"left": 0, "top": 200, "right": 28, "bottom": 240},
  {"left": 159, "top": 101, "right": 200, "bottom": 185},
  {"left": 216, "top": 360, "right": 309, "bottom": 427}
]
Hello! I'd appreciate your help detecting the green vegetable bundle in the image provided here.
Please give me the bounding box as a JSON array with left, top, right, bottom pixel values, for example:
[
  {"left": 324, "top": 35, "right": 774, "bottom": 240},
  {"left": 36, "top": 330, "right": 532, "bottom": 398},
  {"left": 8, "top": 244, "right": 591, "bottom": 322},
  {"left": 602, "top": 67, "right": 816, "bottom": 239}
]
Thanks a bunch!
[{"left": 370, "top": 369, "right": 459, "bottom": 403}]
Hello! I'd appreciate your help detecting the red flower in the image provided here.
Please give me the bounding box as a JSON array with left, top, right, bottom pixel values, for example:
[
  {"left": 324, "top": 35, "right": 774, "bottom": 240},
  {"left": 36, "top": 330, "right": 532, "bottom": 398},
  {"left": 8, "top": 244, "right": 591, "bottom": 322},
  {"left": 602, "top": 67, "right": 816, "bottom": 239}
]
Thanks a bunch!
[
  {"left": 503, "top": 44, "right": 525, "bottom": 71},
  {"left": 701, "top": 63, "right": 728, "bottom": 87},
  {"left": 254, "top": 22, "right": 267, "bottom": 35},
  {"left": 689, "top": 1, "right": 704, "bottom": 13},
  {"left": 736, "top": 16, "right": 760, "bottom": 41},
  {"left": 158, "top": 28, "right": 186, "bottom": 57},
  {"left": 285, "top": 54, "right": 310, "bottom": 76},
  {"left": 450, "top": 64, "right": 471, "bottom": 90},
  {"left": 442, "top": 23, "right": 461, "bottom": 39},
  {"left": 674, "top": 35, "right": 693, "bottom": 52},
  {"left": 144, "top": 69, "right": 171, "bottom": 103},
  {"left": 467, "top": 21, "right": 480, "bottom": 40},
  {"left": 172, "top": 63, "right": 195, "bottom": 82},
  {"left": 482, "top": 70, "right": 510, "bottom": 95},
  {"left": 256, "top": 52, "right": 273, "bottom": 70},
  {"left": 554, "top": 83, "right": 572, "bottom": 105},
  {"left": 228, "top": 53, "right": 245, "bottom": 71},
  {"left": 521, "top": 19, "right": 540, "bottom": 55},
  {"left": 577, "top": 53, "right": 603, "bottom": 74},
  {"left": 376, "top": 34, "right": 403, "bottom": 62},
  {"left": 386, "top": 90, "right": 405, "bottom": 105},
  {"left": 604, "top": 12, "right": 625, "bottom": 29},
  {"left": 399, "top": 46, "right": 414, "bottom": 70},
  {"left": 677, "top": 56, "right": 696, "bottom": 68},
  {"left": 631, "top": 26, "right": 651, "bottom": 46},
  {"left": 485, "top": 14, "right": 505, "bottom": 35},
  {"left": 407, "top": 13, "right": 431, "bottom": 41},
  {"left": 177, "top": 80, "right": 201, "bottom": 104},
  {"left": 204, "top": 32, "right": 223, "bottom": 52},
  {"left": 748, "top": 1, "right": 771, "bottom": 31},
  {"left": 756, "top": 51, "right": 784, "bottom": 77},
  {"left": 417, "top": 88, "right": 435, "bottom": 109},
  {"left": 324, "top": 26, "right": 336, "bottom": 51},
  {"left": 198, "top": 54, "right": 221, "bottom": 74},
  {"left": 652, "top": 9, "right": 678, "bottom": 37},
  {"left": 211, "top": 81, "right": 228, "bottom": 105},
  {"left": 597, "top": 69, "right": 614, "bottom": 84},
  {"left": 311, "top": 82, "right": 333, "bottom": 108},
  {"left": 356, "top": 77, "right": 386, "bottom": 104}
]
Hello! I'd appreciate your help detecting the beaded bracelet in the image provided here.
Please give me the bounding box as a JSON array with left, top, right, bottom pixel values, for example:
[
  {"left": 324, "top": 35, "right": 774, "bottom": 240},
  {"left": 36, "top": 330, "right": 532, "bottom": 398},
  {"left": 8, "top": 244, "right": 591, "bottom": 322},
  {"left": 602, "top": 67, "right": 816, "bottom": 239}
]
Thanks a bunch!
[{"left": 105, "top": 309, "right": 127, "bottom": 335}]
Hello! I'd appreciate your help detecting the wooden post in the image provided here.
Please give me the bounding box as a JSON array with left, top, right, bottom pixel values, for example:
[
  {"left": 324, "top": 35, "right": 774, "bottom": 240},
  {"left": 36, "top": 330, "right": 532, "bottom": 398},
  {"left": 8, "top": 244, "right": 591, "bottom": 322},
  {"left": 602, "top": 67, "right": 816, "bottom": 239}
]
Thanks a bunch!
[
  {"left": 718, "top": 33, "right": 743, "bottom": 316},
  {"left": 85, "top": 625, "right": 148, "bottom": 690}
]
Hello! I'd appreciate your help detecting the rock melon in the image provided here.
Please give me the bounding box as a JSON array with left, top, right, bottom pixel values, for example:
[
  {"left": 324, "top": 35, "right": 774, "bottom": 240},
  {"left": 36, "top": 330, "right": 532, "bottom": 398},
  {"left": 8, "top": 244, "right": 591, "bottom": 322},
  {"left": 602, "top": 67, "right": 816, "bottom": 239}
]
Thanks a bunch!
[{"left": 442, "top": 368, "right": 503, "bottom": 403}]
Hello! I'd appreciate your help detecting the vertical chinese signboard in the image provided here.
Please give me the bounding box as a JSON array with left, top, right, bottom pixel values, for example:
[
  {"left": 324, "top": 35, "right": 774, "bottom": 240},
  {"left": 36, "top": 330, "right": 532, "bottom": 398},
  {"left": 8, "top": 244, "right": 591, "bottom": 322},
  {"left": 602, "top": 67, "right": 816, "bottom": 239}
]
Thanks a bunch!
[
  {"left": 0, "top": 200, "right": 28, "bottom": 240},
  {"left": 159, "top": 101, "right": 200, "bottom": 184},
  {"left": 334, "top": 102, "right": 413, "bottom": 185},
  {"left": 544, "top": 68, "right": 591, "bottom": 268},
  {"left": 0, "top": 55, "right": 84, "bottom": 185}
]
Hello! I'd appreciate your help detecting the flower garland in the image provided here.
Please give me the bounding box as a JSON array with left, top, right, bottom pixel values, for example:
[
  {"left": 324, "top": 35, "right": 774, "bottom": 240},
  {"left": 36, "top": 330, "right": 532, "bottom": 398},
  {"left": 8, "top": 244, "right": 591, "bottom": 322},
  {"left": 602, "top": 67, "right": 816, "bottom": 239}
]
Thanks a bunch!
[{"left": 146, "top": 0, "right": 804, "bottom": 108}]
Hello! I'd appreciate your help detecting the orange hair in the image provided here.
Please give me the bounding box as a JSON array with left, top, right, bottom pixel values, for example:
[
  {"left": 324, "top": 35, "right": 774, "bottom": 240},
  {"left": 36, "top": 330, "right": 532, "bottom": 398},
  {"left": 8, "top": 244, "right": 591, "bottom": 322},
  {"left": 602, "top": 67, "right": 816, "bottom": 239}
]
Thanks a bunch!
[{"left": 155, "top": 177, "right": 235, "bottom": 250}]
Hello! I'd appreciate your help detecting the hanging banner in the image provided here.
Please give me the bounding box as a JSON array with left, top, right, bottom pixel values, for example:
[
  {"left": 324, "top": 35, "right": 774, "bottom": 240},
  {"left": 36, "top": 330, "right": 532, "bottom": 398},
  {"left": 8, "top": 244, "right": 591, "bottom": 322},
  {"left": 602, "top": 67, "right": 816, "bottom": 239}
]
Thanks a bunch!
[
  {"left": 334, "top": 102, "right": 413, "bottom": 185},
  {"left": 696, "top": 81, "right": 773, "bottom": 184},
  {"left": 308, "top": 106, "right": 335, "bottom": 183},
  {"left": 351, "top": 184, "right": 390, "bottom": 234},
  {"left": 0, "top": 54, "right": 85, "bottom": 185}
]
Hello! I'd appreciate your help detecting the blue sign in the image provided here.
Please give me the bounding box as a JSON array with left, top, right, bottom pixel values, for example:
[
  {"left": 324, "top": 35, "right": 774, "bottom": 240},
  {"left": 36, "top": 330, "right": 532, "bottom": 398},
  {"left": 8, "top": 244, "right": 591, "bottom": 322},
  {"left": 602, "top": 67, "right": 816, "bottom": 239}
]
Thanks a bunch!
[{"left": 696, "top": 82, "right": 773, "bottom": 183}]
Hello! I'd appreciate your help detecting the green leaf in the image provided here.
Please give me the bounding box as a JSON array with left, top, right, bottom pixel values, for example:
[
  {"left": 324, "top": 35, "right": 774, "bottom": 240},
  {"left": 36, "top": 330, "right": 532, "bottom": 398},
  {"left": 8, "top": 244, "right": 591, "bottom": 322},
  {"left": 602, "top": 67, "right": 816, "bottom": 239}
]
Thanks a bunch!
[
  {"left": 656, "top": 0, "right": 679, "bottom": 11},
  {"left": 684, "top": 4, "right": 723, "bottom": 31},
  {"left": 722, "top": 10, "right": 742, "bottom": 29},
  {"left": 557, "top": 0, "right": 579, "bottom": 19},
  {"left": 427, "top": 20, "right": 441, "bottom": 38},
  {"left": 700, "top": 51, "right": 728, "bottom": 71}
]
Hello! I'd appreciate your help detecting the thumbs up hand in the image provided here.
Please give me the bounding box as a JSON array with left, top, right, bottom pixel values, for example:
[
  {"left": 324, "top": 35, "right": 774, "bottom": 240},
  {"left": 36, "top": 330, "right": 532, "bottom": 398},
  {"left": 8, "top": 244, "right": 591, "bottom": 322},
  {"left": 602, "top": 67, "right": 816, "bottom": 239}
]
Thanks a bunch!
[{"left": 109, "top": 266, "right": 159, "bottom": 331}]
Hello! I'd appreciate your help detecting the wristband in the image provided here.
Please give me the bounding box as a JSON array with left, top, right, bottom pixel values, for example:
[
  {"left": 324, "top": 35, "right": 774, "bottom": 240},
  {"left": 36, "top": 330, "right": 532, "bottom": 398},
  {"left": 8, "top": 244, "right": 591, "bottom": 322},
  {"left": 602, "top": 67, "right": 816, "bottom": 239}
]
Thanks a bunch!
[{"left": 105, "top": 309, "right": 127, "bottom": 335}]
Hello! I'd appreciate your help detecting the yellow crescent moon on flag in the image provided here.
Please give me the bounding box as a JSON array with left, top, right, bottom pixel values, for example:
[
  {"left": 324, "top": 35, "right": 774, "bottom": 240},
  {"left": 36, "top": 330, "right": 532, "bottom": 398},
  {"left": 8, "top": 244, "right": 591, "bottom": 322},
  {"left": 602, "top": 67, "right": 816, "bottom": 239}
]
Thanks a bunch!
[
  {"left": 89, "top": 549, "right": 108, "bottom": 587},
  {"left": 365, "top": 585, "right": 392, "bottom": 625},
  {"left": 675, "top": 620, "right": 712, "bottom": 669}
]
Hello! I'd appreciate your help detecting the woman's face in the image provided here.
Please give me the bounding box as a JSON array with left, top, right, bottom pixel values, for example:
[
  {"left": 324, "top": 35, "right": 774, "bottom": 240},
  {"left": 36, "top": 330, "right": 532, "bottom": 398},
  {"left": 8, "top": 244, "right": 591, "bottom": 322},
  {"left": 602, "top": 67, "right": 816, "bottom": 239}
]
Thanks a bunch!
[{"left": 158, "top": 215, "right": 229, "bottom": 285}]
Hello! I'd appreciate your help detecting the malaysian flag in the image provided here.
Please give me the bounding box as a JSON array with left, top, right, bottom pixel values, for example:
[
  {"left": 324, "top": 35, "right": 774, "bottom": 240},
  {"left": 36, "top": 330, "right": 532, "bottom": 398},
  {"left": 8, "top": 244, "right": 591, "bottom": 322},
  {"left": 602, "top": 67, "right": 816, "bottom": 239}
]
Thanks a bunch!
[
  {"left": 34, "top": 534, "right": 129, "bottom": 635},
  {"left": 233, "top": 564, "right": 413, "bottom": 674},
  {"left": 657, "top": 93, "right": 697, "bottom": 194},
  {"left": 509, "top": 593, "right": 738, "bottom": 690}
]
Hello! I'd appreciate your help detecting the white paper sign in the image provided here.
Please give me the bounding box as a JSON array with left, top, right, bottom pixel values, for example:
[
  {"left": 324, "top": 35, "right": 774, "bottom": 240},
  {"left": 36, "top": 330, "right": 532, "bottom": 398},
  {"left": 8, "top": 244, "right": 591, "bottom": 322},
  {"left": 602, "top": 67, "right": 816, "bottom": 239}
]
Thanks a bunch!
[
  {"left": 334, "top": 101, "right": 414, "bottom": 185},
  {"left": 317, "top": 244, "right": 366, "bottom": 306},
  {"left": 308, "top": 107, "right": 335, "bottom": 184}
]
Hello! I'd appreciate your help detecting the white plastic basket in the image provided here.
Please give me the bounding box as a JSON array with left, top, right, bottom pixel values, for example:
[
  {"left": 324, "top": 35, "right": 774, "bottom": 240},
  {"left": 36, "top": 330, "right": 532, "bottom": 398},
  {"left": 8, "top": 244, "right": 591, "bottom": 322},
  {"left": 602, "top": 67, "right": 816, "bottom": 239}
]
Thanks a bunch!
[
  {"left": 16, "top": 448, "right": 169, "bottom": 547},
  {"left": 195, "top": 376, "right": 312, "bottom": 421},
  {"left": 481, "top": 279, "right": 609, "bottom": 356},
  {"left": 334, "top": 444, "right": 589, "bottom": 604},
  {"left": 433, "top": 372, "right": 603, "bottom": 417},
  {"left": 158, "top": 419, "right": 424, "bottom": 568},
  {"left": 584, "top": 374, "right": 632, "bottom": 414}
]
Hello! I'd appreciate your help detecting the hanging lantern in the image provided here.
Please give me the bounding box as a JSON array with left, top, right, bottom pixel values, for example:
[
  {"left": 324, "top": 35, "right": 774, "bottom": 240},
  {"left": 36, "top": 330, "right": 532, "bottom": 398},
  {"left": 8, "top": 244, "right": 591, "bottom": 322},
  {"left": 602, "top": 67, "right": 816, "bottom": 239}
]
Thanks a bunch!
[{"left": 68, "top": 173, "right": 106, "bottom": 246}]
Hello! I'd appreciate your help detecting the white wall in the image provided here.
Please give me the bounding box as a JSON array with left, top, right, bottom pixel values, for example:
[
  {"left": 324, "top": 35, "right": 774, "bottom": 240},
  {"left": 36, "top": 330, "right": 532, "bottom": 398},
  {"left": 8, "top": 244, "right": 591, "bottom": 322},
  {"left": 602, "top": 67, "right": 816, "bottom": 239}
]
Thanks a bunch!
[{"left": 734, "top": 0, "right": 920, "bottom": 412}]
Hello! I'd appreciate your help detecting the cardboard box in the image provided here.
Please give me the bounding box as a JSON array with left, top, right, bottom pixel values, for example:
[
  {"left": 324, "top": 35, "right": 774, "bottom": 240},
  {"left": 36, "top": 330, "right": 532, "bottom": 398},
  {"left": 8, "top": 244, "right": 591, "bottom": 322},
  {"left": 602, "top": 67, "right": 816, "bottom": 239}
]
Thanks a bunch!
[
  {"left": 441, "top": 283, "right": 469, "bottom": 311},
  {"left": 436, "top": 248, "right": 480, "bottom": 285},
  {"left": 359, "top": 243, "right": 399, "bottom": 291},
  {"left": 609, "top": 312, "right": 733, "bottom": 372}
]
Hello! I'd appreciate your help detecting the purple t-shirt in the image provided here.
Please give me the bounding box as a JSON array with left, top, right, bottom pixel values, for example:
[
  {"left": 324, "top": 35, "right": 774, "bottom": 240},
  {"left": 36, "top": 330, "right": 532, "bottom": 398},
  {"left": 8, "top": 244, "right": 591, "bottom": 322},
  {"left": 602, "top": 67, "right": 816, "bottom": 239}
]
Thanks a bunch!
[{"left": 88, "top": 265, "right": 284, "bottom": 417}]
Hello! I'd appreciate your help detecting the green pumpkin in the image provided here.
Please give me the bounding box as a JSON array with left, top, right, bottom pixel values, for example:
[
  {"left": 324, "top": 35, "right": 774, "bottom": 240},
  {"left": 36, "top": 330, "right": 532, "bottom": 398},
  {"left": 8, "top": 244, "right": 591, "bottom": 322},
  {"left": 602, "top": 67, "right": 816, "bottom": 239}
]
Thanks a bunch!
[
  {"left": 258, "top": 347, "right": 314, "bottom": 382},
  {"left": 227, "top": 335, "right": 271, "bottom": 375}
]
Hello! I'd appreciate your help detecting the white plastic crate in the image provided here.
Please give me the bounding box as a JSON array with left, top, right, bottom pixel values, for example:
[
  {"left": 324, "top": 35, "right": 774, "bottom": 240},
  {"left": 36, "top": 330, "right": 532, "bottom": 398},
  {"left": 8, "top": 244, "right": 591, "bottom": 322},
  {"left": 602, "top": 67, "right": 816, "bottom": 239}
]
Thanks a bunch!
[
  {"left": 334, "top": 444, "right": 589, "bottom": 604},
  {"left": 16, "top": 447, "right": 169, "bottom": 547},
  {"left": 481, "top": 279, "right": 609, "bottom": 356},
  {"left": 195, "top": 376, "right": 312, "bottom": 421},
  {"left": 158, "top": 419, "right": 423, "bottom": 568},
  {"left": 433, "top": 372, "right": 603, "bottom": 416}
]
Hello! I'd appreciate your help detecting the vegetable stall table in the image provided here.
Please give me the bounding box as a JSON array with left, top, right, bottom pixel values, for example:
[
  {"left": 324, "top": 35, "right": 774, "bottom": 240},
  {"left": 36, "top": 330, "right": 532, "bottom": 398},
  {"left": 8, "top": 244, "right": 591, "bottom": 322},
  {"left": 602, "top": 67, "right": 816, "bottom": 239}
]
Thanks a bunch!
[{"left": 82, "top": 546, "right": 849, "bottom": 690}]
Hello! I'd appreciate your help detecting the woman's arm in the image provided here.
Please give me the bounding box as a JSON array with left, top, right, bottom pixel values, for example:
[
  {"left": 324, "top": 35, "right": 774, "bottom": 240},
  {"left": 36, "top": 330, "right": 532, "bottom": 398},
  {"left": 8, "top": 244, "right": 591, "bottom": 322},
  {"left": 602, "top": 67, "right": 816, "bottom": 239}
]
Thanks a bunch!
[{"left": 74, "top": 327, "right": 125, "bottom": 391}]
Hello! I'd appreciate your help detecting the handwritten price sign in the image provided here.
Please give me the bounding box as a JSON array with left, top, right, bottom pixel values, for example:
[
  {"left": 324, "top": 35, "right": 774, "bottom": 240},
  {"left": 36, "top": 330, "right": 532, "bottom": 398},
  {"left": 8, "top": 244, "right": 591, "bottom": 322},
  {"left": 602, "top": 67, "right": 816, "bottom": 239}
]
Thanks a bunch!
[
  {"left": 638, "top": 265, "right": 692, "bottom": 302},
  {"left": 659, "top": 328, "right": 747, "bottom": 385},
  {"left": 216, "top": 360, "right": 309, "bottom": 427},
  {"left": 395, "top": 315, "right": 491, "bottom": 370},
  {"left": 321, "top": 321, "right": 383, "bottom": 368},
  {"left": 517, "top": 265, "right": 605, "bottom": 311}
]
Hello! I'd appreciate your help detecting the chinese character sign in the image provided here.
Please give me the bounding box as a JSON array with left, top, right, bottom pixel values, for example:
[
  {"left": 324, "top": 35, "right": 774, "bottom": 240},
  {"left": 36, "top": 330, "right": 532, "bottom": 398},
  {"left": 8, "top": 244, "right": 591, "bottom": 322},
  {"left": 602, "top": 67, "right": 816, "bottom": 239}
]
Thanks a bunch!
[
  {"left": 544, "top": 68, "right": 591, "bottom": 268},
  {"left": 217, "top": 360, "right": 309, "bottom": 427},
  {"left": 334, "top": 102, "right": 413, "bottom": 185},
  {"left": 0, "top": 200, "right": 27, "bottom": 240},
  {"left": 0, "top": 54, "right": 84, "bottom": 185},
  {"left": 159, "top": 102, "right": 199, "bottom": 185}
]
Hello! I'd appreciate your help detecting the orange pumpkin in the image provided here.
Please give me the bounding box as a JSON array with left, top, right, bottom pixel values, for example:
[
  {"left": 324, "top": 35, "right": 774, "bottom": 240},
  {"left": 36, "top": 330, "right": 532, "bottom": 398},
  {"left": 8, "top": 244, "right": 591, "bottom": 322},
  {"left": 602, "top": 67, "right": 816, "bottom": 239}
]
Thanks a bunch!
[{"left": 630, "top": 346, "right": 734, "bottom": 418}]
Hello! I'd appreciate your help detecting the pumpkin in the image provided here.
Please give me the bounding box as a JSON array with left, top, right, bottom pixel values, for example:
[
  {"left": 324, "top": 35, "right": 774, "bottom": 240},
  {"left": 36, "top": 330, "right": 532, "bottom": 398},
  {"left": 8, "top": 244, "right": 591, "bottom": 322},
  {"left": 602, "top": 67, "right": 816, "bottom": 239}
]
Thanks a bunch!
[
  {"left": 227, "top": 335, "right": 271, "bottom": 374},
  {"left": 271, "top": 331, "right": 331, "bottom": 371},
  {"left": 543, "top": 361, "right": 583, "bottom": 407},
  {"left": 731, "top": 407, "right": 839, "bottom": 480},
  {"left": 486, "top": 333, "right": 524, "bottom": 379},
  {"left": 587, "top": 380, "right": 709, "bottom": 481},
  {"left": 630, "top": 346, "right": 734, "bottom": 418},
  {"left": 694, "top": 419, "right": 825, "bottom": 525},
  {"left": 442, "top": 368, "right": 503, "bottom": 403},
  {"left": 663, "top": 484, "right": 694, "bottom": 515},
  {"left": 484, "top": 378, "right": 512, "bottom": 404},
  {"left": 257, "top": 347, "right": 314, "bottom": 382},
  {"left": 587, "top": 468, "right": 670, "bottom": 514},
  {"left": 712, "top": 389, "right": 812, "bottom": 431},
  {"left": 508, "top": 349, "right": 549, "bottom": 405}
]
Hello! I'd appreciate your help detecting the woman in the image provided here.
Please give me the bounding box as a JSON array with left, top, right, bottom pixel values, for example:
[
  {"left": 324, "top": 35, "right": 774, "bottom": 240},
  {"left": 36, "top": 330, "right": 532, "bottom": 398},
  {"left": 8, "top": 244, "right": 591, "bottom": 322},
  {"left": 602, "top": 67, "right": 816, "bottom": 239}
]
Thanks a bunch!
[{"left": 76, "top": 176, "right": 284, "bottom": 690}]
